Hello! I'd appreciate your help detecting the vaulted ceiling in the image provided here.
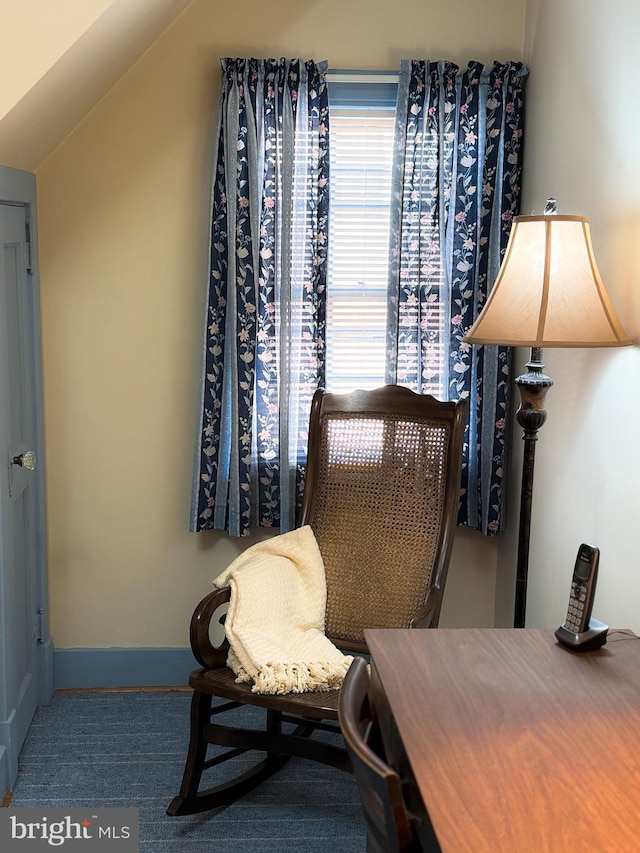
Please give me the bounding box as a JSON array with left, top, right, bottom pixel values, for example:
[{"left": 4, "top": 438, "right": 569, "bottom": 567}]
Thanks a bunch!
[{"left": 0, "top": 0, "right": 195, "bottom": 172}]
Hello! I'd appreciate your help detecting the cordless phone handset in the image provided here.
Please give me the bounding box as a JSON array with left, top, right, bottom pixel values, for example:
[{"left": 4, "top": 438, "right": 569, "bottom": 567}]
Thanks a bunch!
[
  {"left": 555, "top": 544, "right": 608, "bottom": 652},
  {"left": 564, "top": 543, "right": 599, "bottom": 634}
]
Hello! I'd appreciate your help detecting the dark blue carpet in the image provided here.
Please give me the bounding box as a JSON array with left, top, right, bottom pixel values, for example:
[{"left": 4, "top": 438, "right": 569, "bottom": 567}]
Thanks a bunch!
[{"left": 9, "top": 690, "right": 366, "bottom": 851}]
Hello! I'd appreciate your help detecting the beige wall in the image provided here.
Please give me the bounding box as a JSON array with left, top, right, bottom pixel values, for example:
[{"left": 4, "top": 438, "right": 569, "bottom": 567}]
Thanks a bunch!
[
  {"left": 36, "top": 0, "right": 525, "bottom": 648},
  {"left": 494, "top": 0, "right": 640, "bottom": 632},
  {"left": 0, "top": 0, "right": 197, "bottom": 175},
  {"left": 0, "top": 0, "right": 113, "bottom": 120}
]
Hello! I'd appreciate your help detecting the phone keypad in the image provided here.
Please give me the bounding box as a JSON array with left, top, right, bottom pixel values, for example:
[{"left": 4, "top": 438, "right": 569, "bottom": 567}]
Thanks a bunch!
[{"left": 564, "top": 583, "right": 587, "bottom": 633}]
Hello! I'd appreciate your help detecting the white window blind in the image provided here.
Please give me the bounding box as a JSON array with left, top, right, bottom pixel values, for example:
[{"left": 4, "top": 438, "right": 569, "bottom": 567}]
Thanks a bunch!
[{"left": 326, "top": 87, "right": 396, "bottom": 394}]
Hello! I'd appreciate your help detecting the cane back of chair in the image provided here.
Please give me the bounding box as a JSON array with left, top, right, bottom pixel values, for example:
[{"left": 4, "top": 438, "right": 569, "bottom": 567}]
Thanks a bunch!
[{"left": 300, "top": 385, "right": 468, "bottom": 650}]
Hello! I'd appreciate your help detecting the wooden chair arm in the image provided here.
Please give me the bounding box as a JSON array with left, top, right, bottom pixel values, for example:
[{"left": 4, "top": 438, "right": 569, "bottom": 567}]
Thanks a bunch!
[
  {"left": 189, "top": 587, "right": 231, "bottom": 669},
  {"left": 411, "top": 586, "right": 440, "bottom": 630}
]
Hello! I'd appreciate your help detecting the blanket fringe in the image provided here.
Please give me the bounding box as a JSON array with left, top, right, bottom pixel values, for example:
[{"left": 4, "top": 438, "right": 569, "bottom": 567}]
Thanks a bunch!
[{"left": 235, "top": 658, "right": 353, "bottom": 695}]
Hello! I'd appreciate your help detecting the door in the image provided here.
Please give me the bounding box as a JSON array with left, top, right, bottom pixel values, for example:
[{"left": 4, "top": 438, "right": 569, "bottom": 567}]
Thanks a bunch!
[{"left": 0, "top": 170, "right": 51, "bottom": 796}]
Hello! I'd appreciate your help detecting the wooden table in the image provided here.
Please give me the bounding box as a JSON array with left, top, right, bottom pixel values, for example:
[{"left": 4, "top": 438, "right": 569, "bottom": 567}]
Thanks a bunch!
[{"left": 366, "top": 627, "right": 640, "bottom": 852}]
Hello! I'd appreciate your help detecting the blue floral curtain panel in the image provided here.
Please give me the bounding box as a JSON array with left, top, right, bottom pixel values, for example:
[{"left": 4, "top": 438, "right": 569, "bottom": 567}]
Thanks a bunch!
[
  {"left": 386, "top": 60, "right": 529, "bottom": 535},
  {"left": 191, "top": 58, "right": 330, "bottom": 536}
]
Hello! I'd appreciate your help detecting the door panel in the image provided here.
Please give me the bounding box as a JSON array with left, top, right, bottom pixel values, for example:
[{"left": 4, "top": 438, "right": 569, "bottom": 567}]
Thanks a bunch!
[{"left": 0, "top": 196, "right": 50, "bottom": 795}]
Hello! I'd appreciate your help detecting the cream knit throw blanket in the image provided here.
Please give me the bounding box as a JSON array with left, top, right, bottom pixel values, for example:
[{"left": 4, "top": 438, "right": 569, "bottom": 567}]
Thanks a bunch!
[{"left": 213, "top": 526, "right": 352, "bottom": 695}]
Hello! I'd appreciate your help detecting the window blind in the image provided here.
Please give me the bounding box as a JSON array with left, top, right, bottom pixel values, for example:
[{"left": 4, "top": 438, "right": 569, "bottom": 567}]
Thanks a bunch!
[{"left": 326, "top": 98, "right": 396, "bottom": 394}]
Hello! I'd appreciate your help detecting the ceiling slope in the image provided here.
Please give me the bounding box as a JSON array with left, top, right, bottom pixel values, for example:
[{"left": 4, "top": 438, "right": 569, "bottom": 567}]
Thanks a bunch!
[
  {"left": 0, "top": 0, "right": 195, "bottom": 173},
  {"left": 0, "top": 0, "right": 114, "bottom": 122}
]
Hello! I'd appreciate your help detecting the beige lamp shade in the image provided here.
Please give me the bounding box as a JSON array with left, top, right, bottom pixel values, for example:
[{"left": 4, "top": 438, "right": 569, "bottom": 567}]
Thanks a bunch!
[{"left": 463, "top": 214, "right": 632, "bottom": 347}]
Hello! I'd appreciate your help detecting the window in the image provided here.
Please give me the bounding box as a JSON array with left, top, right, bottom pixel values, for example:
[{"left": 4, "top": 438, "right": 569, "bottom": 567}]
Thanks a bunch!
[{"left": 326, "top": 77, "right": 397, "bottom": 394}]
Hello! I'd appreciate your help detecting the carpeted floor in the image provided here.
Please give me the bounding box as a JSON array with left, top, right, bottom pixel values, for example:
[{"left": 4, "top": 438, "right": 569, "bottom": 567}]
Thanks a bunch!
[{"left": 8, "top": 690, "right": 366, "bottom": 852}]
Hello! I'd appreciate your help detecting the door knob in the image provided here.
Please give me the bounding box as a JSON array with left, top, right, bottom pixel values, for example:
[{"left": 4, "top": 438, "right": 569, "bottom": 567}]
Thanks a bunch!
[{"left": 12, "top": 450, "right": 36, "bottom": 470}]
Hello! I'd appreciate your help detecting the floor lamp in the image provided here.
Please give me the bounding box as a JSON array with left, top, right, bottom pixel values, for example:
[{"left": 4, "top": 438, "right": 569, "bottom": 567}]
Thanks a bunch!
[{"left": 463, "top": 199, "right": 632, "bottom": 628}]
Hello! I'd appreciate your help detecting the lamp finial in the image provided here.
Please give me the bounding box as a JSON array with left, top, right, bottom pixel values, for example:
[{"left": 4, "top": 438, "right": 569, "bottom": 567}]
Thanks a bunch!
[{"left": 543, "top": 197, "right": 557, "bottom": 215}]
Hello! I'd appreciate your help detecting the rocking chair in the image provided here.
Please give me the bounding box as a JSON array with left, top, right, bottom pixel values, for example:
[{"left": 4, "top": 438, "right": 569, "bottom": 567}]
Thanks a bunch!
[{"left": 167, "top": 385, "right": 467, "bottom": 817}]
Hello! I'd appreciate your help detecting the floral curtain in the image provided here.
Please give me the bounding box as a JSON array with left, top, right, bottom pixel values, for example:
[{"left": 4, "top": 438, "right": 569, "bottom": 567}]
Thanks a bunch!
[
  {"left": 190, "top": 58, "right": 330, "bottom": 536},
  {"left": 386, "top": 60, "right": 529, "bottom": 535}
]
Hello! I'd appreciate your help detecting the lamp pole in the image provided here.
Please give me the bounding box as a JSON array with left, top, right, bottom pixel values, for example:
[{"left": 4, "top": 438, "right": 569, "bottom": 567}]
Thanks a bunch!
[{"left": 513, "top": 347, "right": 553, "bottom": 628}]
